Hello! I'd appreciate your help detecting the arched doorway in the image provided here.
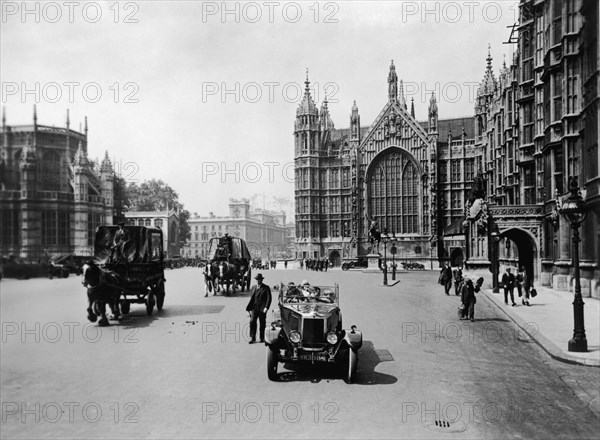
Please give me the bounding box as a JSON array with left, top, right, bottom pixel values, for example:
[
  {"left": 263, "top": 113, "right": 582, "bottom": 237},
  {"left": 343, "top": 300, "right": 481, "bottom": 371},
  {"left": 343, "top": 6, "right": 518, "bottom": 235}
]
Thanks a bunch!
[
  {"left": 500, "top": 228, "right": 537, "bottom": 279},
  {"left": 329, "top": 250, "right": 341, "bottom": 267},
  {"left": 449, "top": 247, "right": 464, "bottom": 268}
]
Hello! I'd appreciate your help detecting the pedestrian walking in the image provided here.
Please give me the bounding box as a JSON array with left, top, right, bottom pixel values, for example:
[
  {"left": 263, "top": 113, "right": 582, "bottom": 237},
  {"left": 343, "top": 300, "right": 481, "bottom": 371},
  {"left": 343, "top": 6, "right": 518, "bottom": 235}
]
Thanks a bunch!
[
  {"left": 453, "top": 266, "right": 463, "bottom": 296},
  {"left": 245, "top": 273, "right": 272, "bottom": 344},
  {"left": 460, "top": 277, "right": 477, "bottom": 321},
  {"left": 522, "top": 271, "right": 532, "bottom": 306},
  {"left": 284, "top": 260, "right": 288, "bottom": 269},
  {"left": 501, "top": 268, "right": 516, "bottom": 306},
  {"left": 438, "top": 262, "right": 452, "bottom": 295},
  {"left": 516, "top": 266, "right": 525, "bottom": 298}
]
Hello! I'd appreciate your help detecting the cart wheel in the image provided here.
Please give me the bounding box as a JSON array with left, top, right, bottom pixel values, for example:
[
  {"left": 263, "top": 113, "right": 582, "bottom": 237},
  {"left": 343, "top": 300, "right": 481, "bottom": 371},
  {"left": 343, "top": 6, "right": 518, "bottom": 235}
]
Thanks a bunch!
[
  {"left": 121, "top": 301, "right": 130, "bottom": 315},
  {"left": 146, "top": 293, "right": 154, "bottom": 316},
  {"left": 266, "top": 346, "right": 278, "bottom": 381}
]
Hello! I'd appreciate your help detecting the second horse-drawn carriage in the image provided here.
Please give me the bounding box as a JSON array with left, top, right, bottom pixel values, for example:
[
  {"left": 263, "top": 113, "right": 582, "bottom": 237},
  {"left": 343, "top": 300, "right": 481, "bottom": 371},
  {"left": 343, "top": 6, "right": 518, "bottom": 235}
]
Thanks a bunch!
[
  {"left": 83, "top": 225, "right": 166, "bottom": 325},
  {"left": 204, "top": 234, "right": 252, "bottom": 296}
]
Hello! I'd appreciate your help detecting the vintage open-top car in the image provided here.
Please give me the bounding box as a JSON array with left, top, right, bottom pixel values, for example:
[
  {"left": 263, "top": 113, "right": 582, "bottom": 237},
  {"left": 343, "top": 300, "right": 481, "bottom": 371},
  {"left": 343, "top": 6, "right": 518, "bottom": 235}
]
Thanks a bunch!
[{"left": 265, "top": 282, "right": 362, "bottom": 383}]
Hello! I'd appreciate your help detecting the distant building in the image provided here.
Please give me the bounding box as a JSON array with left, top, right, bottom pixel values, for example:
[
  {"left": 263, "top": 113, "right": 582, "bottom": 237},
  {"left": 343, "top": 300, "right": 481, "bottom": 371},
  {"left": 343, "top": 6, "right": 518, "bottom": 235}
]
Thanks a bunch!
[
  {"left": 184, "top": 198, "right": 287, "bottom": 259},
  {"left": 124, "top": 209, "right": 180, "bottom": 257},
  {"left": 0, "top": 107, "right": 114, "bottom": 260}
]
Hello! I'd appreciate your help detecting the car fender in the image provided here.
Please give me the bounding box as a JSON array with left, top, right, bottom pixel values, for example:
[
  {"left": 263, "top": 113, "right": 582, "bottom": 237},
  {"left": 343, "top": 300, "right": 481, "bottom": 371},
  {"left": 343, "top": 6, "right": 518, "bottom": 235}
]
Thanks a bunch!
[
  {"left": 265, "top": 326, "right": 282, "bottom": 346},
  {"left": 343, "top": 328, "right": 362, "bottom": 350}
]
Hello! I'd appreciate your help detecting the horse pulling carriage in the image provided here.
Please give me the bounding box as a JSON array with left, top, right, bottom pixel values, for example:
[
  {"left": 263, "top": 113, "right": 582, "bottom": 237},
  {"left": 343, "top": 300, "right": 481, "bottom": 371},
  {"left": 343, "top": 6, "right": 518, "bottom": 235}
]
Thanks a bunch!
[
  {"left": 83, "top": 225, "right": 166, "bottom": 325},
  {"left": 204, "top": 234, "right": 251, "bottom": 296}
]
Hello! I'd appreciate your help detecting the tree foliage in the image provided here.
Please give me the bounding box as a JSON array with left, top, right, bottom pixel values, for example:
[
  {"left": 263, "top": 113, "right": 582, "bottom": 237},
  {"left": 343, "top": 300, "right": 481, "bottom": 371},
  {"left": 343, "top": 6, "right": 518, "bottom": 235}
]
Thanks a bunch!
[{"left": 120, "top": 178, "right": 191, "bottom": 246}]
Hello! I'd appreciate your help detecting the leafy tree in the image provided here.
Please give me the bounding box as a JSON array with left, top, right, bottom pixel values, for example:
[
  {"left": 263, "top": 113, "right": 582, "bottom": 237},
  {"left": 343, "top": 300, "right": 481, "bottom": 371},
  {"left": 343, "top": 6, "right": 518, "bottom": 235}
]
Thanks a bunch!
[{"left": 122, "top": 178, "right": 191, "bottom": 248}]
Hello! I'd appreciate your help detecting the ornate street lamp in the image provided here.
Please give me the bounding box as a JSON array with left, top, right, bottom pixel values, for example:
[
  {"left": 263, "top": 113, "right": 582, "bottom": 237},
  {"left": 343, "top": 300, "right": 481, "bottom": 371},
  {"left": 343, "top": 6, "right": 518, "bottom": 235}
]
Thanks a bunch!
[
  {"left": 381, "top": 227, "right": 390, "bottom": 286},
  {"left": 490, "top": 223, "right": 501, "bottom": 293},
  {"left": 558, "top": 176, "right": 588, "bottom": 352},
  {"left": 390, "top": 234, "right": 397, "bottom": 281}
]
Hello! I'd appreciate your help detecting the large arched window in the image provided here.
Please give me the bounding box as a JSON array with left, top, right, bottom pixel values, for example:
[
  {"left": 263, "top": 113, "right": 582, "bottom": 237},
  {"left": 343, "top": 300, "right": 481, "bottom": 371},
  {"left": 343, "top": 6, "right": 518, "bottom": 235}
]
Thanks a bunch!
[
  {"left": 41, "top": 150, "right": 61, "bottom": 191},
  {"left": 368, "top": 149, "right": 419, "bottom": 234}
]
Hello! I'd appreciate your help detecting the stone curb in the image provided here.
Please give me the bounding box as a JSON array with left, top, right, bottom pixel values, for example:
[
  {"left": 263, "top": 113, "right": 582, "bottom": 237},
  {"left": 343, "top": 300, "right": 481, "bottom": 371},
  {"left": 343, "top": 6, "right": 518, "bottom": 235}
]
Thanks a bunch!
[{"left": 482, "top": 289, "right": 600, "bottom": 367}]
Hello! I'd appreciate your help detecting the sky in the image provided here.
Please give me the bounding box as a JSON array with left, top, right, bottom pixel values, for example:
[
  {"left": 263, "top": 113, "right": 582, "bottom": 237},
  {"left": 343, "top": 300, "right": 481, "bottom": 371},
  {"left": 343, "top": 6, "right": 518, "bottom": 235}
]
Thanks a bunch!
[{"left": 1, "top": 1, "right": 518, "bottom": 218}]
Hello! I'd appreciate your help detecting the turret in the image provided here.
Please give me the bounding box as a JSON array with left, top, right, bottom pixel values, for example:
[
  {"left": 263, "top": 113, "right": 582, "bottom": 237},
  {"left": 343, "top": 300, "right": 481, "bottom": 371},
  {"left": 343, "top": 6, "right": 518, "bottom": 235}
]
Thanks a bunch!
[
  {"left": 20, "top": 134, "right": 37, "bottom": 193},
  {"left": 410, "top": 98, "right": 415, "bottom": 119},
  {"left": 294, "top": 69, "right": 319, "bottom": 156},
  {"left": 428, "top": 92, "right": 438, "bottom": 135},
  {"left": 388, "top": 60, "right": 398, "bottom": 103},
  {"left": 350, "top": 100, "right": 361, "bottom": 141},
  {"left": 32, "top": 105, "right": 38, "bottom": 146},
  {"left": 100, "top": 151, "right": 114, "bottom": 225}
]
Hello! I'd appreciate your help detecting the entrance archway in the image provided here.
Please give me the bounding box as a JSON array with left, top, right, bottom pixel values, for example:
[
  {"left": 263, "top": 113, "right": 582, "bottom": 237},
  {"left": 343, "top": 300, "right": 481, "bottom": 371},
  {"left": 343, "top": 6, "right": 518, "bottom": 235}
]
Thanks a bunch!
[
  {"left": 449, "top": 248, "right": 464, "bottom": 268},
  {"left": 329, "top": 250, "right": 341, "bottom": 267},
  {"left": 500, "top": 228, "right": 537, "bottom": 279}
]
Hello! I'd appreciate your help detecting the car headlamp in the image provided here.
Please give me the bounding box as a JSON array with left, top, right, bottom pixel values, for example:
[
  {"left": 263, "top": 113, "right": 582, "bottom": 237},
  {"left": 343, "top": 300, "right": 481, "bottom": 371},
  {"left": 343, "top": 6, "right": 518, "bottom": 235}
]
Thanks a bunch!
[
  {"left": 289, "top": 331, "right": 301, "bottom": 344},
  {"left": 326, "top": 332, "right": 338, "bottom": 345}
]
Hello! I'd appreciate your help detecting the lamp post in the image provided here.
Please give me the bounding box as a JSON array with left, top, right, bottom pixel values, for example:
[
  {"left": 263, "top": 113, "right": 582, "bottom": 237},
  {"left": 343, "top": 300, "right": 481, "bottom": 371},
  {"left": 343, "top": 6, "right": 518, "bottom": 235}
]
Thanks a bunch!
[
  {"left": 390, "top": 236, "right": 397, "bottom": 281},
  {"left": 490, "top": 223, "right": 501, "bottom": 293},
  {"left": 381, "top": 227, "right": 390, "bottom": 286},
  {"left": 558, "top": 176, "right": 588, "bottom": 352}
]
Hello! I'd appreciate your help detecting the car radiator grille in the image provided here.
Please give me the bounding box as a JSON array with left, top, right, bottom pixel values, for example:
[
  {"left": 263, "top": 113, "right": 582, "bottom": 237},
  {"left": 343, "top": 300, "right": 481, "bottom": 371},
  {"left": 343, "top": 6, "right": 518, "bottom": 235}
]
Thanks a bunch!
[{"left": 302, "top": 319, "right": 325, "bottom": 346}]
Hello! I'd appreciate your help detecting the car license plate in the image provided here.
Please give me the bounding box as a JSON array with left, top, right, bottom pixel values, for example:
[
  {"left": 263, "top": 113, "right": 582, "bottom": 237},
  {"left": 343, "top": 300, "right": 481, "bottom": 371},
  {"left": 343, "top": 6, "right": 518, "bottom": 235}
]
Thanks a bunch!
[{"left": 299, "top": 353, "right": 327, "bottom": 362}]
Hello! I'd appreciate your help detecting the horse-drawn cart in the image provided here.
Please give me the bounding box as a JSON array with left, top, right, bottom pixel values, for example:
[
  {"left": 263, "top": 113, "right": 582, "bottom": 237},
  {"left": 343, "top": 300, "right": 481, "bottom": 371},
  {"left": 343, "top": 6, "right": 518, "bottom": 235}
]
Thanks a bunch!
[
  {"left": 91, "top": 225, "right": 166, "bottom": 317},
  {"left": 204, "top": 234, "right": 251, "bottom": 295}
]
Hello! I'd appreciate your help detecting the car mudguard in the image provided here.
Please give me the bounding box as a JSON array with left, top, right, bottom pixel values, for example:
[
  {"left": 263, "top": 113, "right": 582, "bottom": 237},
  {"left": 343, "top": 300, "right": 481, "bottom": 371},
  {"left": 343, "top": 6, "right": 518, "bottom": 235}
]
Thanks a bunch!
[
  {"left": 265, "top": 326, "right": 282, "bottom": 346},
  {"left": 344, "top": 328, "right": 363, "bottom": 350}
]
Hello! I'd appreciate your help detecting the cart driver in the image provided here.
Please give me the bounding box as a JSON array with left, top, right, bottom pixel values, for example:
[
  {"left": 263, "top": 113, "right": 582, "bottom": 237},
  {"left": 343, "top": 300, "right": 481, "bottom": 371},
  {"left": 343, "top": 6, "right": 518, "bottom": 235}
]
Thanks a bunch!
[{"left": 111, "top": 222, "right": 130, "bottom": 263}]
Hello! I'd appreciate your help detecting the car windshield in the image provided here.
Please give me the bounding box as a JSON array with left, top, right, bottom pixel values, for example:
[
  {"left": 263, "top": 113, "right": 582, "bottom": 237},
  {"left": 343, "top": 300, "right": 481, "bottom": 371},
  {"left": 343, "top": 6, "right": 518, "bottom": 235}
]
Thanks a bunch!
[{"left": 280, "top": 284, "right": 338, "bottom": 304}]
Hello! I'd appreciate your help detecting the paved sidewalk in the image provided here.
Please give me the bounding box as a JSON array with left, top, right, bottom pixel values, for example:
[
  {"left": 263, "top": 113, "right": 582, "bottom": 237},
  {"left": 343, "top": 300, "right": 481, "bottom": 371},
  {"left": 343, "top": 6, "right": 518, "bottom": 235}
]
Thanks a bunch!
[{"left": 480, "top": 283, "right": 600, "bottom": 367}]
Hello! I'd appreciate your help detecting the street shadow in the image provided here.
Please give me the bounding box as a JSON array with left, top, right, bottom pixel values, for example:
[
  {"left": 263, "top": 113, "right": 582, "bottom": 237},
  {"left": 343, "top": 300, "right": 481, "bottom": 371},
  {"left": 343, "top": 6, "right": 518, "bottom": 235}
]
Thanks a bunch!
[{"left": 277, "top": 340, "right": 397, "bottom": 385}]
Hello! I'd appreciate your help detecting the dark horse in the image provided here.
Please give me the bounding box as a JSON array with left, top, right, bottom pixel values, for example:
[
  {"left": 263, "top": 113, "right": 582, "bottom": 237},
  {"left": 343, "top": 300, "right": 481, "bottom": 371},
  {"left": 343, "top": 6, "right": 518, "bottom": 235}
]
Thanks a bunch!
[
  {"left": 82, "top": 261, "right": 122, "bottom": 326},
  {"left": 217, "top": 261, "right": 239, "bottom": 294}
]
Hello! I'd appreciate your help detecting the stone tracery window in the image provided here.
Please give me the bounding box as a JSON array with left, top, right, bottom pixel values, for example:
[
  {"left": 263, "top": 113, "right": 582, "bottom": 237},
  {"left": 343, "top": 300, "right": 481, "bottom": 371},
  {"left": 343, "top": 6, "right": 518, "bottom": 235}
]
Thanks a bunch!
[{"left": 368, "top": 149, "right": 419, "bottom": 234}]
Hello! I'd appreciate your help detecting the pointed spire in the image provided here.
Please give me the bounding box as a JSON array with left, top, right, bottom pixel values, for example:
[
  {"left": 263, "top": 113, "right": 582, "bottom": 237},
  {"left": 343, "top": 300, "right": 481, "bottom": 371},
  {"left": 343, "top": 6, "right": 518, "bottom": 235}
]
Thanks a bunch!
[
  {"left": 73, "top": 141, "right": 88, "bottom": 167},
  {"left": 486, "top": 43, "right": 492, "bottom": 70},
  {"left": 66, "top": 109, "right": 70, "bottom": 128},
  {"left": 429, "top": 92, "right": 438, "bottom": 114},
  {"left": 296, "top": 68, "right": 317, "bottom": 116},
  {"left": 304, "top": 67, "right": 310, "bottom": 94},
  {"left": 84, "top": 116, "right": 88, "bottom": 137},
  {"left": 101, "top": 151, "right": 113, "bottom": 173},
  {"left": 399, "top": 79, "right": 407, "bottom": 108},
  {"left": 388, "top": 60, "right": 398, "bottom": 103},
  {"left": 2, "top": 106, "right": 5, "bottom": 128},
  {"left": 33, "top": 104, "right": 37, "bottom": 125},
  {"left": 410, "top": 98, "right": 415, "bottom": 118}
]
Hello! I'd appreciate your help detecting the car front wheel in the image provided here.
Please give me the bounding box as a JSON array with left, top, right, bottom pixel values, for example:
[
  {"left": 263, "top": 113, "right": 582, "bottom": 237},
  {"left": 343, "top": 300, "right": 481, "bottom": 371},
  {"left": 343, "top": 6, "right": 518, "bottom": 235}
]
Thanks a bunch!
[{"left": 266, "top": 346, "right": 278, "bottom": 381}]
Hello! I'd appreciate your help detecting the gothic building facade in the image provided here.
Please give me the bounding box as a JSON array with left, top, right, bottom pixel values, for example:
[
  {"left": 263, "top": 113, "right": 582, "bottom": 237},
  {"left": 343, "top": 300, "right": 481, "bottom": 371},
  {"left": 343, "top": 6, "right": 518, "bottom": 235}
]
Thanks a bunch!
[
  {"left": 293, "top": 64, "right": 482, "bottom": 267},
  {"left": 465, "top": 0, "right": 599, "bottom": 298},
  {"left": 0, "top": 107, "right": 114, "bottom": 260},
  {"left": 294, "top": 0, "right": 599, "bottom": 298}
]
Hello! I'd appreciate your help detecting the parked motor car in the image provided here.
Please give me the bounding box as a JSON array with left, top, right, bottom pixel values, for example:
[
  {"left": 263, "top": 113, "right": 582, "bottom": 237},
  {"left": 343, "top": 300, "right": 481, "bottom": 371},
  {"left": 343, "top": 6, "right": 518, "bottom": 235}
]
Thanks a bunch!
[
  {"left": 50, "top": 254, "right": 84, "bottom": 275},
  {"left": 341, "top": 257, "right": 369, "bottom": 271},
  {"left": 265, "top": 282, "right": 362, "bottom": 383},
  {"left": 0, "top": 257, "right": 50, "bottom": 280}
]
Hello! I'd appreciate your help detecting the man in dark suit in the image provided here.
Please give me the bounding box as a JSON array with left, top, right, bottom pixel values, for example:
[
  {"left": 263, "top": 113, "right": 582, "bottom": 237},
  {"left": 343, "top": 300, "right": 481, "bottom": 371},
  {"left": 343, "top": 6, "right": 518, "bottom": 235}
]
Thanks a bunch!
[
  {"left": 501, "top": 268, "right": 516, "bottom": 306},
  {"left": 246, "top": 273, "right": 272, "bottom": 344}
]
